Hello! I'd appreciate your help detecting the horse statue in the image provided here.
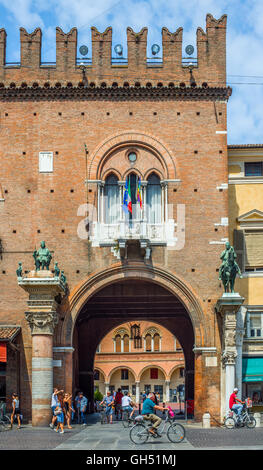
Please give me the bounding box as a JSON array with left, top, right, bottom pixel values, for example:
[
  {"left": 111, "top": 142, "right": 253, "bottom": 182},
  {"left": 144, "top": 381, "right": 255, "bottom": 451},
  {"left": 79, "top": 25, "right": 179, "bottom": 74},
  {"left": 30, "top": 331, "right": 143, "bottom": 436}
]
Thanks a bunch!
[{"left": 219, "top": 242, "right": 242, "bottom": 293}]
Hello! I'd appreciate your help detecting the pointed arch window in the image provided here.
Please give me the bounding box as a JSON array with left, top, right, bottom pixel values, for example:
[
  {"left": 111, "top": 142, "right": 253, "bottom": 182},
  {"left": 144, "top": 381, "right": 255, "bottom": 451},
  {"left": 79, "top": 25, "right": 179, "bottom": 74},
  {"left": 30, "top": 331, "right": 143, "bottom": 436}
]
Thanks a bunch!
[
  {"left": 153, "top": 333, "right": 160, "bottom": 352},
  {"left": 104, "top": 174, "right": 119, "bottom": 223},
  {"left": 145, "top": 334, "right": 152, "bottom": 352},
  {"left": 115, "top": 334, "right": 121, "bottom": 353},
  {"left": 146, "top": 173, "right": 162, "bottom": 223},
  {"left": 123, "top": 334, "right": 130, "bottom": 353}
]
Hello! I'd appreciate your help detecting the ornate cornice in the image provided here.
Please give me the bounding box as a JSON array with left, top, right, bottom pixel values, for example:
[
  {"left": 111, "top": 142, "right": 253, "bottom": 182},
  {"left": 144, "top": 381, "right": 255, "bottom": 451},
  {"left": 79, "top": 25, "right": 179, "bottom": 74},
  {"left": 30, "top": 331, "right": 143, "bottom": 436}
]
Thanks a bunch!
[{"left": 0, "top": 85, "right": 232, "bottom": 102}]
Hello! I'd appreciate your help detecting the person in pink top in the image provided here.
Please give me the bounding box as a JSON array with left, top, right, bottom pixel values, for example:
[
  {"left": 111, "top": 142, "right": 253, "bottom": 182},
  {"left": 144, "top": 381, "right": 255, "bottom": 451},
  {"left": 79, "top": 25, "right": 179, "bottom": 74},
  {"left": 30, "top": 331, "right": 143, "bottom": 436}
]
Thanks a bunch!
[{"left": 229, "top": 388, "right": 245, "bottom": 419}]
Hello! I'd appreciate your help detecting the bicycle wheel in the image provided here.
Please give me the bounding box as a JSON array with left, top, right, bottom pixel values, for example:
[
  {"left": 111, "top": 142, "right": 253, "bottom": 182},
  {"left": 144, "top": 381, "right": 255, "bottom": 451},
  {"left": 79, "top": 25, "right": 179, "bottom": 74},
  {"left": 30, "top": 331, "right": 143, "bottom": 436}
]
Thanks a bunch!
[
  {"left": 225, "top": 417, "right": 235, "bottom": 429},
  {"left": 130, "top": 423, "right": 149, "bottom": 445},
  {"left": 167, "top": 423, "right": 185, "bottom": 443},
  {"left": 122, "top": 411, "right": 130, "bottom": 428},
  {"left": 246, "top": 416, "right": 256, "bottom": 429},
  {"left": 0, "top": 421, "right": 9, "bottom": 431}
]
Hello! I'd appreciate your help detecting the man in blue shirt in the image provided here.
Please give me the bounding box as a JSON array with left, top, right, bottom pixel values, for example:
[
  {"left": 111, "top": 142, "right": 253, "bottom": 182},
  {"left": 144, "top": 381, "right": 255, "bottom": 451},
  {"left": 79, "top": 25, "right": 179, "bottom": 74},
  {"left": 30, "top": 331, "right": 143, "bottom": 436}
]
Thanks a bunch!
[
  {"left": 142, "top": 392, "right": 169, "bottom": 435},
  {"left": 79, "top": 392, "right": 88, "bottom": 425}
]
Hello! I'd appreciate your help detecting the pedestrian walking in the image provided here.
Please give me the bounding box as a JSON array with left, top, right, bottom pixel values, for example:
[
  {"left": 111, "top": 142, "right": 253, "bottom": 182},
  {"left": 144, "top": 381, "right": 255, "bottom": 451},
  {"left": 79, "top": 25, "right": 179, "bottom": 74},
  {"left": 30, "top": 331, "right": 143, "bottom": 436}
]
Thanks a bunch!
[
  {"left": 10, "top": 393, "right": 21, "bottom": 429},
  {"left": 64, "top": 393, "right": 73, "bottom": 429},
  {"left": 54, "top": 403, "right": 64, "bottom": 434},
  {"left": 100, "top": 391, "right": 114, "bottom": 424},
  {"left": 79, "top": 392, "right": 88, "bottom": 425},
  {"left": 75, "top": 391, "right": 82, "bottom": 424},
  {"left": 114, "top": 388, "right": 123, "bottom": 420},
  {"left": 50, "top": 387, "right": 63, "bottom": 429}
]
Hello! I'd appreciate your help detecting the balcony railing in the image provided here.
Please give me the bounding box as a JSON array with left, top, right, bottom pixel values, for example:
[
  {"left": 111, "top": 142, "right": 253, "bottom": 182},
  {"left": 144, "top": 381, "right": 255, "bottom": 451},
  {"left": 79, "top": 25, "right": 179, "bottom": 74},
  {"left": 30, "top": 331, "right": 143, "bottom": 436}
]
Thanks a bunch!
[{"left": 89, "top": 219, "right": 177, "bottom": 247}]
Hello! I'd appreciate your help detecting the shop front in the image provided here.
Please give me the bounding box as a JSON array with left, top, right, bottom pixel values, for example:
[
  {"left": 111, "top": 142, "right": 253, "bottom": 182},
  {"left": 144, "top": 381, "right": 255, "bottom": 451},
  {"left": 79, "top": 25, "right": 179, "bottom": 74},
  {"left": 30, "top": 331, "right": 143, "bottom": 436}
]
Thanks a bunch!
[{"left": 242, "top": 356, "right": 263, "bottom": 412}]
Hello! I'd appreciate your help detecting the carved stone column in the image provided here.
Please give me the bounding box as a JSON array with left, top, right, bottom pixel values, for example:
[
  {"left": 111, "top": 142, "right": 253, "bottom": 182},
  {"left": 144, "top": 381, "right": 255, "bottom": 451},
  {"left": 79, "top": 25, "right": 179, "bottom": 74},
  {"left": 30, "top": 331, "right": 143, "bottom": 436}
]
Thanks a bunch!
[
  {"left": 18, "top": 271, "right": 66, "bottom": 426},
  {"left": 215, "top": 293, "right": 244, "bottom": 416}
]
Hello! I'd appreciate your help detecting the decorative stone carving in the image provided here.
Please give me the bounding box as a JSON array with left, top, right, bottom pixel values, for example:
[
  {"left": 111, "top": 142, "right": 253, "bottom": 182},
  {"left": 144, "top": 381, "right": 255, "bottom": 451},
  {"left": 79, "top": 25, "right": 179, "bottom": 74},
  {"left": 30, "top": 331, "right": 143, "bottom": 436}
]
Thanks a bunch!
[
  {"left": 25, "top": 310, "right": 59, "bottom": 335},
  {"left": 222, "top": 349, "right": 237, "bottom": 366},
  {"left": 18, "top": 270, "right": 66, "bottom": 336},
  {"left": 215, "top": 293, "right": 245, "bottom": 368}
]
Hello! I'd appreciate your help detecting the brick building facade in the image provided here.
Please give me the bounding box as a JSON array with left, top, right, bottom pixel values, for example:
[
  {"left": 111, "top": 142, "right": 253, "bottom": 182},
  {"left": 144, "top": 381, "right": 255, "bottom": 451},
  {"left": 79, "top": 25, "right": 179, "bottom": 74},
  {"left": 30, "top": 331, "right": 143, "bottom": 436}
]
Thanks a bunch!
[{"left": 0, "top": 13, "right": 250, "bottom": 425}]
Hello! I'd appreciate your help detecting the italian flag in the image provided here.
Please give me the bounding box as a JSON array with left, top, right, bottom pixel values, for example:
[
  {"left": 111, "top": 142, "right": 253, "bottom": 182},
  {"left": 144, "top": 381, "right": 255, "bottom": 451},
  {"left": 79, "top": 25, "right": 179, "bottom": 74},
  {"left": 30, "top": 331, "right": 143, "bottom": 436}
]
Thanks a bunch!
[{"left": 127, "top": 177, "right": 132, "bottom": 214}]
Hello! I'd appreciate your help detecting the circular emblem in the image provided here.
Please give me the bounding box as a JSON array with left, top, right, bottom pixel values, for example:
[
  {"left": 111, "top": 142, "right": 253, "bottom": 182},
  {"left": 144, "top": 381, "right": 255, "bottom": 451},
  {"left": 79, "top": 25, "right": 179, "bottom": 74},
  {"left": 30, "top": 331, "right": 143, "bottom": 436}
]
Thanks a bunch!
[
  {"left": 185, "top": 45, "right": 194, "bottom": 56},
  {"left": 79, "top": 45, "right": 89, "bottom": 56},
  {"left": 128, "top": 152, "right": 137, "bottom": 163}
]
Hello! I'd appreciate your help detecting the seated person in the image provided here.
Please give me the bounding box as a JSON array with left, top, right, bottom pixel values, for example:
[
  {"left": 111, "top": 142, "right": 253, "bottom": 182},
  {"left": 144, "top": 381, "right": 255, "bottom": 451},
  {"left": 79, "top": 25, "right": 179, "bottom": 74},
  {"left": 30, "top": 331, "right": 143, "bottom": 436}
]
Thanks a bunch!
[{"left": 141, "top": 392, "right": 169, "bottom": 435}]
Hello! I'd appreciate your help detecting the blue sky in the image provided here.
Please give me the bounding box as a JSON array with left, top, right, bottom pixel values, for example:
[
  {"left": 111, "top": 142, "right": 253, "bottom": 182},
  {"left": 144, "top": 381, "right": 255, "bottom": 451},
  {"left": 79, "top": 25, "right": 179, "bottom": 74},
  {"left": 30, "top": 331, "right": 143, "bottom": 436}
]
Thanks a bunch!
[{"left": 0, "top": 0, "right": 263, "bottom": 144}]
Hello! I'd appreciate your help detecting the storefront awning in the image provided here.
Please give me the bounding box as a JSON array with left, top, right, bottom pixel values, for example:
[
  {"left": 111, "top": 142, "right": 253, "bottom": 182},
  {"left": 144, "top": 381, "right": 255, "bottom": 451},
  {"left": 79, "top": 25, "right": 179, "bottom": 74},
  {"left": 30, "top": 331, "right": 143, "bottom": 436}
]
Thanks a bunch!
[
  {"left": 0, "top": 326, "right": 20, "bottom": 362},
  {"left": 242, "top": 357, "right": 263, "bottom": 383}
]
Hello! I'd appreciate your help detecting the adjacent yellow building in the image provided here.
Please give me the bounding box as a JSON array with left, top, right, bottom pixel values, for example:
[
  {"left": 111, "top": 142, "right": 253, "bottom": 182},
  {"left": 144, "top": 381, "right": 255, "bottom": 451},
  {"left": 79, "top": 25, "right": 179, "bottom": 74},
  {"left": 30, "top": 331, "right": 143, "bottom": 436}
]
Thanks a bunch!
[{"left": 229, "top": 144, "right": 263, "bottom": 409}]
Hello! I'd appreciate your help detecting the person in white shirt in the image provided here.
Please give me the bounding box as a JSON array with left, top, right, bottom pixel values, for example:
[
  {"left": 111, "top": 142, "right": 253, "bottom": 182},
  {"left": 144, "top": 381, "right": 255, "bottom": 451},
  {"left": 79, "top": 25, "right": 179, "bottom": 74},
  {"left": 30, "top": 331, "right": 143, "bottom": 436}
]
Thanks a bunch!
[
  {"left": 121, "top": 391, "right": 136, "bottom": 418},
  {"left": 49, "top": 388, "right": 63, "bottom": 429}
]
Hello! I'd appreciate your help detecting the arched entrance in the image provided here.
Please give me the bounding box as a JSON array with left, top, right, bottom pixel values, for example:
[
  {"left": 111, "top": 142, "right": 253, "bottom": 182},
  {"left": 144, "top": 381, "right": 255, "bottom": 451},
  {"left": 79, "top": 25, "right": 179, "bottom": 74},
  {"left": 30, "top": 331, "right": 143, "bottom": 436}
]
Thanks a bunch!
[
  {"left": 71, "top": 278, "right": 196, "bottom": 412},
  {"left": 57, "top": 263, "right": 209, "bottom": 420}
]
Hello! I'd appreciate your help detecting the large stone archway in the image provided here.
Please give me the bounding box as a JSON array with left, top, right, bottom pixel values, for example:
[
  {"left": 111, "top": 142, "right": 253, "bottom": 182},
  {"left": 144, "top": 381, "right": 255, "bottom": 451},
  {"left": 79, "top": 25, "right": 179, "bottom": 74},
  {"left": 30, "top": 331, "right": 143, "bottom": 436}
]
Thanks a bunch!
[
  {"left": 59, "top": 263, "right": 207, "bottom": 348},
  {"left": 55, "top": 263, "right": 214, "bottom": 420}
]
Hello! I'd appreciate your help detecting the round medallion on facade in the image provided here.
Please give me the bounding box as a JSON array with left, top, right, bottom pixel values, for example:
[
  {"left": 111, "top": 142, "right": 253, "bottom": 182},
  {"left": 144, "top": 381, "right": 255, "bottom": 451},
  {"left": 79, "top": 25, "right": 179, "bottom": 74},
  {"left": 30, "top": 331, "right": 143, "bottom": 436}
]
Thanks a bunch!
[{"left": 127, "top": 151, "right": 137, "bottom": 164}]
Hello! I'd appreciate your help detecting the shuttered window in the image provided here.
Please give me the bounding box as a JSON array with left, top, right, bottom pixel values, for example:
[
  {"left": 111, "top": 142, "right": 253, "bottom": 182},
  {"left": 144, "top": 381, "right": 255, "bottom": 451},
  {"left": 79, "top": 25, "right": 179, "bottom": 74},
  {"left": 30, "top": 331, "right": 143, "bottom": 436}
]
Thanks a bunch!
[{"left": 245, "top": 230, "right": 263, "bottom": 268}]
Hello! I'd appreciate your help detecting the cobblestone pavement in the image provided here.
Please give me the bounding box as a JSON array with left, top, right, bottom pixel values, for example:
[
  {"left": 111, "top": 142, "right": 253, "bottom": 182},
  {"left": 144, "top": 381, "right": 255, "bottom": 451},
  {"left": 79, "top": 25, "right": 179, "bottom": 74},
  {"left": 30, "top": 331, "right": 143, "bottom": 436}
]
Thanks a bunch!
[
  {"left": 0, "top": 424, "right": 83, "bottom": 450},
  {"left": 1, "top": 414, "right": 263, "bottom": 450}
]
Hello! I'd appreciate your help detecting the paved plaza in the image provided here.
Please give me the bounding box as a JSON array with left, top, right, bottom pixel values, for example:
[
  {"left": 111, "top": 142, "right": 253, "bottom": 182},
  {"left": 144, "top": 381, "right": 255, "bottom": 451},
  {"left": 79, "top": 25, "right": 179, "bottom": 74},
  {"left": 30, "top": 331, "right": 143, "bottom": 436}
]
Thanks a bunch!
[{"left": 1, "top": 413, "right": 263, "bottom": 451}]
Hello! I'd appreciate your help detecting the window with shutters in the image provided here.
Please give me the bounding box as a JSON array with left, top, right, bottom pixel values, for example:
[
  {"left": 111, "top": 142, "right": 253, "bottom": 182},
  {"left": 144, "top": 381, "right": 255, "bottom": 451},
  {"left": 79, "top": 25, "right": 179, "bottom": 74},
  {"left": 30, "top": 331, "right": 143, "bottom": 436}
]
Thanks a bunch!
[
  {"left": 245, "top": 311, "right": 263, "bottom": 339},
  {"left": 244, "top": 230, "right": 263, "bottom": 271},
  {"left": 115, "top": 335, "right": 121, "bottom": 353},
  {"left": 234, "top": 227, "right": 263, "bottom": 273},
  {"left": 150, "top": 368, "right": 158, "bottom": 380},
  {"left": 145, "top": 334, "right": 151, "bottom": 352},
  {"left": 153, "top": 333, "right": 160, "bottom": 351},
  {"left": 123, "top": 334, "right": 129, "bottom": 353}
]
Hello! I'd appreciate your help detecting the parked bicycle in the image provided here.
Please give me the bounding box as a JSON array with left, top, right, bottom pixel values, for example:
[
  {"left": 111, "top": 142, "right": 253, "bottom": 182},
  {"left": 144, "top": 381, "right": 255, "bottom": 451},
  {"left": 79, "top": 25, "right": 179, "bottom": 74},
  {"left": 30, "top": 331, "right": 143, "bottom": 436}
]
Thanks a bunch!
[
  {"left": 0, "top": 413, "right": 11, "bottom": 431},
  {"left": 225, "top": 399, "right": 256, "bottom": 429},
  {"left": 129, "top": 411, "right": 185, "bottom": 444}
]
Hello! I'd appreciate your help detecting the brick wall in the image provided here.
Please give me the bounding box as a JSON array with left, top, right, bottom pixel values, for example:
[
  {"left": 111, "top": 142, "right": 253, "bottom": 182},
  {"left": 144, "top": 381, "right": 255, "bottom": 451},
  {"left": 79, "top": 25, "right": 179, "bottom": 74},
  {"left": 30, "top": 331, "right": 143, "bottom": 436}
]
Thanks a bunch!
[{"left": 0, "top": 13, "right": 230, "bottom": 421}]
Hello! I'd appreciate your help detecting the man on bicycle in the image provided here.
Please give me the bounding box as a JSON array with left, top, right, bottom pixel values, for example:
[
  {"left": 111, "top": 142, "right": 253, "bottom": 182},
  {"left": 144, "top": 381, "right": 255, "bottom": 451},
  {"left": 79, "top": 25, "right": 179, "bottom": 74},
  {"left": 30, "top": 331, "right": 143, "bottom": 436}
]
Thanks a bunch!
[
  {"left": 121, "top": 391, "right": 136, "bottom": 419},
  {"left": 229, "top": 387, "right": 245, "bottom": 420},
  {"left": 141, "top": 392, "right": 169, "bottom": 435}
]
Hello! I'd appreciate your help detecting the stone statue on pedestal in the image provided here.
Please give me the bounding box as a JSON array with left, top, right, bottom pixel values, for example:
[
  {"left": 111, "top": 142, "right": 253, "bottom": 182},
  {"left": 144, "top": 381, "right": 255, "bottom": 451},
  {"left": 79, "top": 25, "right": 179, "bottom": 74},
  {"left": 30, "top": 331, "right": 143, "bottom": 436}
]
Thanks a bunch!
[
  {"left": 218, "top": 242, "right": 242, "bottom": 293},
  {"left": 33, "top": 241, "right": 52, "bottom": 271},
  {"left": 60, "top": 270, "right": 67, "bottom": 284},
  {"left": 54, "top": 262, "right": 60, "bottom": 277},
  {"left": 16, "top": 262, "right": 23, "bottom": 277}
]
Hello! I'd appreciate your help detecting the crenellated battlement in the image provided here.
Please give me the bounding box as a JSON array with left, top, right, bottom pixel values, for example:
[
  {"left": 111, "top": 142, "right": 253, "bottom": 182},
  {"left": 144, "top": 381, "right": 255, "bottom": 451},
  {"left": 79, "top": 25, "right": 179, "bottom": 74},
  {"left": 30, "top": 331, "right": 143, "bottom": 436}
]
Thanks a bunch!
[{"left": 0, "top": 14, "right": 227, "bottom": 88}]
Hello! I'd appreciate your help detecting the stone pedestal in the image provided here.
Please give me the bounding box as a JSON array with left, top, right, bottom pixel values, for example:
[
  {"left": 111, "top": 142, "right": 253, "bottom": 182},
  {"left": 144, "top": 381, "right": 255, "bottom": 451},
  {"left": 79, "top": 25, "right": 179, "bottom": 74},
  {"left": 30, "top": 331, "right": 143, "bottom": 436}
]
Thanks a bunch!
[
  {"left": 215, "top": 293, "right": 244, "bottom": 417},
  {"left": 18, "top": 270, "right": 66, "bottom": 426}
]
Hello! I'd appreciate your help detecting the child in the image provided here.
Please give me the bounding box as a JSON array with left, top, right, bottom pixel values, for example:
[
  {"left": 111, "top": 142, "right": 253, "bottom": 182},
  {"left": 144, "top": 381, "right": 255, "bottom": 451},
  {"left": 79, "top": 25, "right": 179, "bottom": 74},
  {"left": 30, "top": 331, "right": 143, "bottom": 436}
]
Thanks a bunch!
[{"left": 54, "top": 404, "right": 64, "bottom": 434}]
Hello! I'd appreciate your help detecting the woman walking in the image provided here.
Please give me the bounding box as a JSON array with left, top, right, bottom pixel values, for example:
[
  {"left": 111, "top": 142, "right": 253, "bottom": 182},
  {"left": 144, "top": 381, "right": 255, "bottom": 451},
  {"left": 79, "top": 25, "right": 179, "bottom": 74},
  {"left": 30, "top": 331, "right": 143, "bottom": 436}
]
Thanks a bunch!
[
  {"left": 10, "top": 393, "right": 21, "bottom": 429},
  {"left": 64, "top": 393, "right": 73, "bottom": 429},
  {"left": 100, "top": 391, "right": 114, "bottom": 424}
]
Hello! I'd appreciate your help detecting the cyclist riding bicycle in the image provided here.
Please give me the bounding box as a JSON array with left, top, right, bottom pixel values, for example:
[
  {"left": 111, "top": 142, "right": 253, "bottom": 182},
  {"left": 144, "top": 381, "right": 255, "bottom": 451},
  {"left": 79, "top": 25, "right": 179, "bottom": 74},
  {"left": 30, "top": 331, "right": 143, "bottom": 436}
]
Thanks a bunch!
[
  {"left": 141, "top": 392, "right": 169, "bottom": 435},
  {"left": 229, "top": 387, "right": 245, "bottom": 421},
  {"left": 121, "top": 391, "right": 136, "bottom": 419}
]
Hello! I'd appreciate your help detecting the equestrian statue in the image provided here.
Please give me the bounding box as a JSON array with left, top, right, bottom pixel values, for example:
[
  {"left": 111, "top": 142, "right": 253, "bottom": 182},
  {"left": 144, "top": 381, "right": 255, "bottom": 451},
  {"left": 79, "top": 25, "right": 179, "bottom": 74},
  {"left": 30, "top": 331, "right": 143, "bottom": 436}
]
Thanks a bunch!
[{"left": 218, "top": 241, "right": 242, "bottom": 293}]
